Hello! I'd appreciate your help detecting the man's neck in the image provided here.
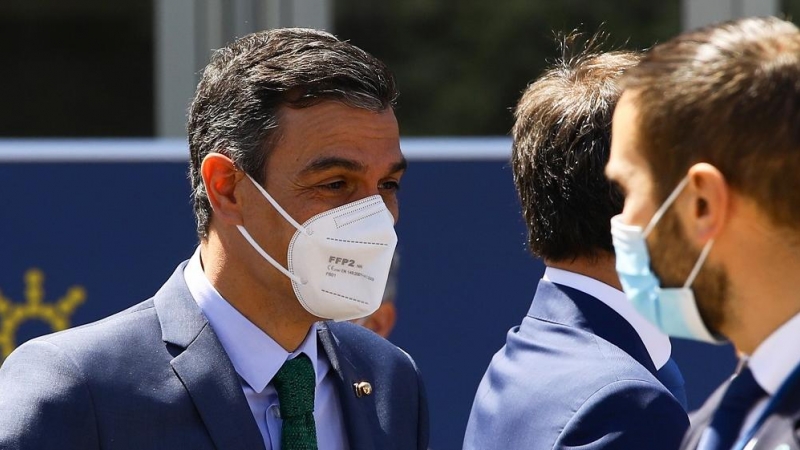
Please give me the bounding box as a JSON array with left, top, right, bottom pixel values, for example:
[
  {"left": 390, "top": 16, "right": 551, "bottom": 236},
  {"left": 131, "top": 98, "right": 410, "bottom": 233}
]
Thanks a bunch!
[
  {"left": 722, "top": 206, "right": 800, "bottom": 355},
  {"left": 727, "top": 272, "right": 800, "bottom": 356},
  {"left": 726, "top": 252, "right": 800, "bottom": 355},
  {"left": 545, "top": 253, "right": 622, "bottom": 290},
  {"left": 199, "top": 237, "right": 317, "bottom": 352}
]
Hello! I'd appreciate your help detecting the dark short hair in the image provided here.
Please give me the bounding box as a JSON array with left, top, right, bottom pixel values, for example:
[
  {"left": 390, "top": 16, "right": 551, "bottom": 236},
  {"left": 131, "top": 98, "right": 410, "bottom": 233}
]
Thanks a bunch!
[
  {"left": 187, "top": 28, "right": 398, "bottom": 239},
  {"left": 512, "top": 34, "right": 639, "bottom": 261},
  {"left": 622, "top": 17, "right": 800, "bottom": 229}
]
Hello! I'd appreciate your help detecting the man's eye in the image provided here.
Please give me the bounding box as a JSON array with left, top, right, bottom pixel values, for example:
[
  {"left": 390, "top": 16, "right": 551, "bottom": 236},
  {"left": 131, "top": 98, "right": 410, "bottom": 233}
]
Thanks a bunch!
[
  {"left": 380, "top": 181, "right": 401, "bottom": 191},
  {"left": 320, "top": 181, "right": 346, "bottom": 190}
]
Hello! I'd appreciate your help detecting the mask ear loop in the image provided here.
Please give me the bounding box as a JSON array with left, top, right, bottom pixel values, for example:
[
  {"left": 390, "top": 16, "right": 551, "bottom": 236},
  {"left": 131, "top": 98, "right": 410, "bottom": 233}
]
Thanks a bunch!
[
  {"left": 236, "top": 173, "right": 309, "bottom": 285},
  {"left": 643, "top": 176, "right": 691, "bottom": 237},
  {"left": 244, "top": 173, "right": 309, "bottom": 235},
  {"left": 683, "top": 239, "right": 714, "bottom": 288},
  {"left": 236, "top": 226, "right": 307, "bottom": 285}
]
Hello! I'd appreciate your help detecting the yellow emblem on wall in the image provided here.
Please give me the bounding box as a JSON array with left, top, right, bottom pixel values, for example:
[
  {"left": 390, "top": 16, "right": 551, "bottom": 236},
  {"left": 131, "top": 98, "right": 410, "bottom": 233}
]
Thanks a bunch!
[{"left": 0, "top": 269, "right": 85, "bottom": 361}]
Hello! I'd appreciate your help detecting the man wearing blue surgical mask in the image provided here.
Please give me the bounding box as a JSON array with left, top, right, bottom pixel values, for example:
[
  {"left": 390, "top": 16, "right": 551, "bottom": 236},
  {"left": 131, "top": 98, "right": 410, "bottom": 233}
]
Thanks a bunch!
[{"left": 606, "top": 16, "right": 800, "bottom": 450}]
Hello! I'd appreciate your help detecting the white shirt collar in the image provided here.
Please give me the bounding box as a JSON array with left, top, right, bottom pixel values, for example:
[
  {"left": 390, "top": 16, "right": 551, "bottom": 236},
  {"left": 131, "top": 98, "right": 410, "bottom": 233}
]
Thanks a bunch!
[
  {"left": 183, "top": 247, "right": 329, "bottom": 393},
  {"left": 747, "top": 311, "right": 800, "bottom": 395},
  {"left": 543, "top": 267, "right": 672, "bottom": 370}
]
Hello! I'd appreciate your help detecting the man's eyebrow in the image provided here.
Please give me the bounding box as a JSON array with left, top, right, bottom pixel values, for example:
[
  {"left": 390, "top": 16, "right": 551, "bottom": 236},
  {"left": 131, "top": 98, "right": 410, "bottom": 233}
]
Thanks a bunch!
[
  {"left": 389, "top": 157, "right": 408, "bottom": 174},
  {"left": 300, "top": 156, "right": 366, "bottom": 175}
]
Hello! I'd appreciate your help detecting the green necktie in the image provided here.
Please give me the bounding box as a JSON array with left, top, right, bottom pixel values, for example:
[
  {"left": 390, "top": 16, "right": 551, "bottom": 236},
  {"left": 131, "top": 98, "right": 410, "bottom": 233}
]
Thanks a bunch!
[{"left": 272, "top": 354, "right": 318, "bottom": 450}]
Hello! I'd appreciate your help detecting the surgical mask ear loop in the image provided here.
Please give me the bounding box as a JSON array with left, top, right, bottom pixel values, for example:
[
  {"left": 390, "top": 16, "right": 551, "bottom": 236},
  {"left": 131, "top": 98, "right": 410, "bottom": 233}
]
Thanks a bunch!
[
  {"left": 683, "top": 239, "right": 714, "bottom": 289},
  {"left": 235, "top": 173, "right": 311, "bottom": 285},
  {"left": 643, "top": 176, "right": 691, "bottom": 238}
]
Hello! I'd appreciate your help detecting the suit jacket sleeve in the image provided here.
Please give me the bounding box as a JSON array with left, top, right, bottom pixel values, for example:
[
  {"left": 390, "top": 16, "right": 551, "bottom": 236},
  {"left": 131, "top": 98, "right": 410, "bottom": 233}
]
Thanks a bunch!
[
  {"left": 0, "top": 340, "right": 100, "bottom": 449},
  {"left": 554, "top": 379, "right": 689, "bottom": 450}
]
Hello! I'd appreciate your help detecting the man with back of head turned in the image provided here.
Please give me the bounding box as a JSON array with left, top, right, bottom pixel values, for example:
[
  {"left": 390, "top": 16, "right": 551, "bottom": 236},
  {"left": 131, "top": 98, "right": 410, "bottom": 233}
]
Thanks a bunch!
[
  {"left": 606, "top": 16, "right": 800, "bottom": 450},
  {"left": 463, "top": 35, "right": 689, "bottom": 450},
  {"left": 0, "top": 28, "right": 428, "bottom": 450}
]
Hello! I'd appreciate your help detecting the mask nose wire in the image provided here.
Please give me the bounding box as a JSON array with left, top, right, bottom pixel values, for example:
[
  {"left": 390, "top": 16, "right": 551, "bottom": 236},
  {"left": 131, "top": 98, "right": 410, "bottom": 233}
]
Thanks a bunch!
[
  {"left": 643, "top": 176, "right": 691, "bottom": 237},
  {"left": 244, "top": 173, "right": 309, "bottom": 235}
]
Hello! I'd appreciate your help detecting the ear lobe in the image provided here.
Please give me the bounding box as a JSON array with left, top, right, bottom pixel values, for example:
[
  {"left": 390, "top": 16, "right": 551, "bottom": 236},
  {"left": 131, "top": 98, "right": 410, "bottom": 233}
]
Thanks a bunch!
[
  {"left": 687, "top": 163, "right": 729, "bottom": 242},
  {"left": 201, "top": 153, "right": 244, "bottom": 226}
]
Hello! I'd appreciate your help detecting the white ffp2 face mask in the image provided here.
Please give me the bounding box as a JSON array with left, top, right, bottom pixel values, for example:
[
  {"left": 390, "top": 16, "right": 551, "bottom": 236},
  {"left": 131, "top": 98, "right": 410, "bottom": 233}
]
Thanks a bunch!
[{"left": 236, "top": 174, "right": 398, "bottom": 321}]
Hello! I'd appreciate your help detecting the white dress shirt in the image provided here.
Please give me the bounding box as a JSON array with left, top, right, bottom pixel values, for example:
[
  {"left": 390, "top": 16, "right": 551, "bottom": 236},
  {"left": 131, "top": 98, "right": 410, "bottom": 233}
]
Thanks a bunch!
[
  {"left": 184, "top": 247, "right": 348, "bottom": 450},
  {"left": 543, "top": 267, "right": 672, "bottom": 370},
  {"left": 735, "top": 311, "right": 800, "bottom": 443}
]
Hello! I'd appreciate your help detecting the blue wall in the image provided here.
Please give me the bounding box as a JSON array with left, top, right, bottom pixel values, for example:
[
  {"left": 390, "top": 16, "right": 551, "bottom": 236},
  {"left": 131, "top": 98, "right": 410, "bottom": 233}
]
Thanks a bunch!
[{"left": 0, "top": 157, "right": 736, "bottom": 449}]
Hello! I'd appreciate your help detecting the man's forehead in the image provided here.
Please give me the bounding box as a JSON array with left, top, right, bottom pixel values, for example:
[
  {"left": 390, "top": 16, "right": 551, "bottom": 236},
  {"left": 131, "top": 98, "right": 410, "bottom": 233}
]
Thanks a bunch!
[
  {"left": 280, "top": 102, "right": 399, "bottom": 135},
  {"left": 607, "top": 91, "right": 643, "bottom": 181},
  {"left": 270, "top": 102, "right": 402, "bottom": 170}
]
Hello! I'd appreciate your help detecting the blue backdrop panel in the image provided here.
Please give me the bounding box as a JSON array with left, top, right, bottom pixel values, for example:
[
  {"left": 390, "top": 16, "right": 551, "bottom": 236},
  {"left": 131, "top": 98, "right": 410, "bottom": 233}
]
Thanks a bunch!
[
  {"left": 0, "top": 157, "right": 736, "bottom": 449},
  {"left": 0, "top": 163, "right": 198, "bottom": 349}
]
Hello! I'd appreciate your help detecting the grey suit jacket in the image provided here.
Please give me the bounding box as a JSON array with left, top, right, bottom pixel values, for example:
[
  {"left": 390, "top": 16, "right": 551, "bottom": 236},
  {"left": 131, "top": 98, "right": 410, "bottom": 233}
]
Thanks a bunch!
[
  {"left": 681, "top": 365, "right": 800, "bottom": 450},
  {"left": 0, "top": 262, "right": 429, "bottom": 450}
]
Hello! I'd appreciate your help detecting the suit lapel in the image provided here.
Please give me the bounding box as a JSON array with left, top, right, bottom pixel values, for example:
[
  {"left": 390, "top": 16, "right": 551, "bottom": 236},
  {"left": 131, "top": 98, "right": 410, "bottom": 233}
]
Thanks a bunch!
[
  {"left": 680, "top": 379, "right": 729, "bottom": 449},
  {"left": 318, "top": 322, "right": 379, "bottom": 450},
  {"left": 746, "top": 364, "right": 800, "bottom": 449},
  {"left": 155, "top": 263, "right": 265, "bottom": 450},
  {"left": 749, "top": 415, "right": 800, "bottom": 450}
]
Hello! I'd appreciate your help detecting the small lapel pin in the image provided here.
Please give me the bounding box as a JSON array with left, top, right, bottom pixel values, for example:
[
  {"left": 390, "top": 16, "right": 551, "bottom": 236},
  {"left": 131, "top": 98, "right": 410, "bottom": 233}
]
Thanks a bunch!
[{"left": 353, "top": 381, "right": 372, "bottom": 398}]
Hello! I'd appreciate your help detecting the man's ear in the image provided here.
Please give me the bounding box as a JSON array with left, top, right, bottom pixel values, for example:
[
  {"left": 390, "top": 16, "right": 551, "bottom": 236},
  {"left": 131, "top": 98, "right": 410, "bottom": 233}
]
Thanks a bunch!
[
  {"left": 686, "top": 163, "right": 729, "bottom": 243},
  {"left": 201, "top": 153, "right": 244, "bottom": 226},
  {"left": 360, "top": 303, "right": 397, "bottom": 339}
]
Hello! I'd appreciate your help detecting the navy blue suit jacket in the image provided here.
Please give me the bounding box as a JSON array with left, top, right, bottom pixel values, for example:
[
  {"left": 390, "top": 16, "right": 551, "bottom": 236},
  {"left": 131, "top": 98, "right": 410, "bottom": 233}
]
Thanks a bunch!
[
  {"left": 463, "top": 280, "right": 689, "bottom": 449},
  {"left": 0, "top": 262, "right": 429, "bottom": 450}
]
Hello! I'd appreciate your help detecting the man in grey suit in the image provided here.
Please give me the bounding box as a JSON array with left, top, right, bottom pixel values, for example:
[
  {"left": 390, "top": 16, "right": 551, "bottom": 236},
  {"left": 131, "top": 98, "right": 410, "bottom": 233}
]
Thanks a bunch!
[
  {"left": 463, "top": 35, "right": 689, "bottom": 450},
  {"left": 606, "top": 16, "right": 800, "bottom": 450},
  {"left": 0, "top": 28, "right": 428, "bottom": 450}
]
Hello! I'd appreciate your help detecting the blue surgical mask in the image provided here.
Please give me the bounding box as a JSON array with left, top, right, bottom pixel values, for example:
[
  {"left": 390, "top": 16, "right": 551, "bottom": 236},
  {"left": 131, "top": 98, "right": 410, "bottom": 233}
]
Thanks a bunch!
[{"left": 610, "top": 177, "right": 724, "bottom": 343}]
